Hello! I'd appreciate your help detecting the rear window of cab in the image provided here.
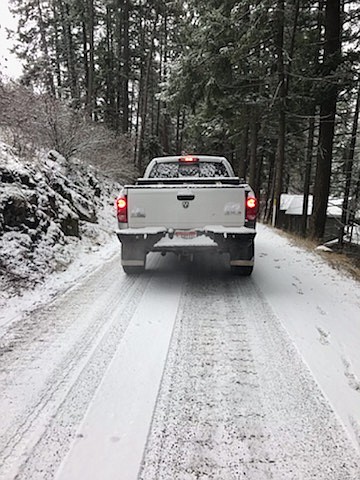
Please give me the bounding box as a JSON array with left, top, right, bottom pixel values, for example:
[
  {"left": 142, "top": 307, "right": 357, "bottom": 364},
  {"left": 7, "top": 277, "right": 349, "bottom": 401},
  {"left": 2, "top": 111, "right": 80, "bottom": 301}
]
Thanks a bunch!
[{"left": 148, "top": 162, "right": 230, "bottom": 178}]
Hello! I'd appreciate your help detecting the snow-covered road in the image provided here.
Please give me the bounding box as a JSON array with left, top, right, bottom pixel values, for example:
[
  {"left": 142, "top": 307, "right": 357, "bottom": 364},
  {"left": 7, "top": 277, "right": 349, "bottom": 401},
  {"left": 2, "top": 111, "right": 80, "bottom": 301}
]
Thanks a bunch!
[{"left": 0, "top": 224, "right": 359, "bottom": 479}]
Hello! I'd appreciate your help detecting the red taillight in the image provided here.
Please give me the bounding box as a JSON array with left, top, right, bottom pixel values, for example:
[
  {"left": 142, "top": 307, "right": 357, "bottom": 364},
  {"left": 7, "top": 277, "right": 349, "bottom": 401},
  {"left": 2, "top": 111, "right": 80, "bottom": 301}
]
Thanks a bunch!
[
  {"left": 179, "top": 156, "right": 199, "bottom": 163},
  {"left": 117, "top": 198, "right": 126, "bottom": 209},
  {"left": 246, "top": 195, "right": 258, "bottom": 221},
  {"left": 116, "top": 195, "right": 128, "bottom": 223}
]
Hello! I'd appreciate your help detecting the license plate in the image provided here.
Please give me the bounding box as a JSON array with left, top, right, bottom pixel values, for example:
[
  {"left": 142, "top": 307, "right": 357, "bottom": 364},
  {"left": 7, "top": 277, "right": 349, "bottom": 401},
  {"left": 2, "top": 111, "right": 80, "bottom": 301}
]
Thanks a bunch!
[{"left": 175, "top": 230, "right": 198, "bottom": 239}]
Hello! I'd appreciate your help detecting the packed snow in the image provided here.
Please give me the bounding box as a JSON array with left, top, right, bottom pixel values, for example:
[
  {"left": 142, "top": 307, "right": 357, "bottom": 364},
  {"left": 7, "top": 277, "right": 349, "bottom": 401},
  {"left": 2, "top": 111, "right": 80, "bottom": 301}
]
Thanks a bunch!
[{"left": 253, "top": 225, "right": 360, "bottom": 450}]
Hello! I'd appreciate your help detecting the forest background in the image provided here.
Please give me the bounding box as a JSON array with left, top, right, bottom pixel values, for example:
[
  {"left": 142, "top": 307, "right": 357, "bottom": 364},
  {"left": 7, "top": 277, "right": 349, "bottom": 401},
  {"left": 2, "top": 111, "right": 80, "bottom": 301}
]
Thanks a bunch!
[{"left": 0, "top": 0, "right": 360, "bottom": 243}]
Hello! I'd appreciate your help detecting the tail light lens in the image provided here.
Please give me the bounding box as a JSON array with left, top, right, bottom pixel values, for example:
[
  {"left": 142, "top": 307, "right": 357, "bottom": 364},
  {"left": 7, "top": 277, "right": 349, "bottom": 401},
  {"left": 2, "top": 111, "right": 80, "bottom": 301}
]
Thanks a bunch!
[
  {"left": 246, "top": 195, "right": 258, "bottom": 221},
  {"left": 116, "top": 194, "right": 128, "bottom": 223}
]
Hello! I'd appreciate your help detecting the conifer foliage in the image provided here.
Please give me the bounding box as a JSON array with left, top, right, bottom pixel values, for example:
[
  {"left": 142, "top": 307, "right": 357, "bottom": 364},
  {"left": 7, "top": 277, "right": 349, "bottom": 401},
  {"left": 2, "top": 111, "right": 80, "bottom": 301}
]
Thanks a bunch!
[{"left": 6, "top": 0, "right": 360, "bottom": 241}]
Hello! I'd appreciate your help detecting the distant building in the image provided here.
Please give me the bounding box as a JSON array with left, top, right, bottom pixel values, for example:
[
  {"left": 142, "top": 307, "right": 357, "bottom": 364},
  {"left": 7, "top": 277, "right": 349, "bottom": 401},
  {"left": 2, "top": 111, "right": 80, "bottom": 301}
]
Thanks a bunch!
[{"left": 278, "top": 194, "right": 342, "bottom": 241}]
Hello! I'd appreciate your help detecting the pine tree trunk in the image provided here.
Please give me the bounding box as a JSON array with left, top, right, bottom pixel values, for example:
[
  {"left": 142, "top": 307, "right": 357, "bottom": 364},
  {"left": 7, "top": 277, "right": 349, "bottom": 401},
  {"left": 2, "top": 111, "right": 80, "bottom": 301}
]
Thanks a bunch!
[
  {"left": 301, "top": 2, "right": 322, "bottom": 237},
  {"left": 176, "top": 109, "right": 181, "bottom": 153},
  {"left": 59, "top": 0, "right": 78, "bottom": 105},
  {"left": 87, "top": 0, "right": 95, "bottom": 118},
  {"left": 310, "top": 0, "right": 341, "bottom": 241},
  {"left": 159, "top": 13, "right": 170, "bottom": 153},
  {"left": 339, "top": 81, "right": 360, "bottom": 246},
  {"left": 248, "top": 110, "right": 258, "bottom": 189},
  {"left": 264, "top": 148, "right": 276, "bottom": 224},
  {"left": 82, "top": 19, "right": 89, "bottom": 107},
  {"left": 238, "top": 122, "right": 249, "bottom": 180},
  {"left": 104, "top": 5, "right": 116, "bottom": 127},
  {"left": 51, "top": 0, "right": 62, "bottom": 96},
  {"left": 301, "top": 109, "right": 316, "bottom": 236},
  {"left": 255, "top": 152, "right": 263, "bottom": 199},
  {"left": 129, "top": 82, "right": 135, "bottom": 135},
  {"left": 122, "top": 0, "right": 130, "bottom": 134},
  {"left": 115, "top": 0, "right": 122, "bottom": 131},
  {"left": 273, "top": 0, "right": 286, "bottom": 227},
  {"left": 133, "top": 8, "right": 146, "bottom": 165},
  {"left": 136, "top": 14, "right": 158, "bottom": 172},
  {"left": 35, "top": 0, "right": 55, "bottom": 96}
]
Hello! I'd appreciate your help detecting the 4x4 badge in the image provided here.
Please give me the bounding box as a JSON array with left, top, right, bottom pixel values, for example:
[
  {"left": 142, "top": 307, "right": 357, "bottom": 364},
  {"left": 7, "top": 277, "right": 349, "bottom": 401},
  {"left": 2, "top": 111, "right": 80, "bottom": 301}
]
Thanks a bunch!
[{"left": 182, "top": 201, "right": 189, "bottom": 209}]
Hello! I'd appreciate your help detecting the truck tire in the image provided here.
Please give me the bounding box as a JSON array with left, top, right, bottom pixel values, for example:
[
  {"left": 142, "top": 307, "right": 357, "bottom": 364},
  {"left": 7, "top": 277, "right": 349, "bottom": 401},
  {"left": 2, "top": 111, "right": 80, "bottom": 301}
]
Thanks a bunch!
[
  {"left": 231, "top": 265, "right": 253, "bottom": 276},
  {"left": 122, "top": 265, "right": 145, "bottom": 275}
]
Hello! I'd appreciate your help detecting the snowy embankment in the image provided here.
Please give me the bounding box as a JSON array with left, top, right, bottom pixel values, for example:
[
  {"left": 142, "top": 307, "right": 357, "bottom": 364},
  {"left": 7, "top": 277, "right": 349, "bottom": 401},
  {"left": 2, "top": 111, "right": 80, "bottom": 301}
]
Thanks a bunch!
[{"left": 0, "top": 142, "right": 121, "bottom": 325}]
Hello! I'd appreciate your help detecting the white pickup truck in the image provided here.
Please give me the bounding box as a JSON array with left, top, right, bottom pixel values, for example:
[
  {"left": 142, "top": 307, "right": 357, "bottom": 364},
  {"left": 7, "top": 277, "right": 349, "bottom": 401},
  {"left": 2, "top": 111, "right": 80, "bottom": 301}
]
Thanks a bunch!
[{"left": 116, "top": 155, "right": 257, "bottom": 275}]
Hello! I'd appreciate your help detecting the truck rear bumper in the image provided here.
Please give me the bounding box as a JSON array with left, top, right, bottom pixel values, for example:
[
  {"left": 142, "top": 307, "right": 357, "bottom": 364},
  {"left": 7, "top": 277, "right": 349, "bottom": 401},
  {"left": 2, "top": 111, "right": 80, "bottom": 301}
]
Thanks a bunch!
[
  {"left": 204, "top": 226, "right": 256, "bottom": 236},
  {"left": 116, "top": 227, "right": 256, "bottom": 265},
  {"left": 116, "top": 226, "right": 256, "bottom": 238},
  {"left": 116, "top": 227, "right": 256, "bottom": 275}
]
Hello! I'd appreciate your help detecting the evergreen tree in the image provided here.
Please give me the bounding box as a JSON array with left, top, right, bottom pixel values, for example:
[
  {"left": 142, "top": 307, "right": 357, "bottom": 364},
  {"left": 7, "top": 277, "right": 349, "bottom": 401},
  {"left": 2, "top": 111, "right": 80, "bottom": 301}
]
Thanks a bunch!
[
  {"left": 7, "top": 0, "right": 360, "bottom": 241},
  {"left": 310, "top": 0, "right": 342, "bottom": 240}
]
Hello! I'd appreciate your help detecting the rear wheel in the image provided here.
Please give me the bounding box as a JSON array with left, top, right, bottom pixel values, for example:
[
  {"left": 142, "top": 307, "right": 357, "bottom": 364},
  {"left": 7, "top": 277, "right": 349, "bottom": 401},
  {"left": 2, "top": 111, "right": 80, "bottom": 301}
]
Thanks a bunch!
[
  {"left": 231, "top": 265, "right": 253, "bottom": 276},
  {"left": 122, "top": 265, "right": 145, "bottom": 275}
]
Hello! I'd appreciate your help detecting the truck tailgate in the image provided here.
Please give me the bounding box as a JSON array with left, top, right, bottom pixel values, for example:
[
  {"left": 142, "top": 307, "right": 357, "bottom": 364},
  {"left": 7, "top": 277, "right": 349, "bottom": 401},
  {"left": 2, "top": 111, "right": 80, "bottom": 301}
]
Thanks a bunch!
[{"left": 127, "top": 185, "right": 246, "bottom": 229}]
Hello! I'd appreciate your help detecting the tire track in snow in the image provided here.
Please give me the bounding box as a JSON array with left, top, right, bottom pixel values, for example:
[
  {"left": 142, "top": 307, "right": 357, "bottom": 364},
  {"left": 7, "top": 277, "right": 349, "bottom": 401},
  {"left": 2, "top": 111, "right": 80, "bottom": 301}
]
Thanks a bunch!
[
  {"left": 139, "top": 272, "right": 360, "bottom": 479},
  {"left": 0, "top": 257, "right": 152, "bottom": 480},
  {"left": 139, "top": 274, "right": 276, "bottom": 479},
  {"left": 54, "top": 267, "right": 186, "bottom": 480}
]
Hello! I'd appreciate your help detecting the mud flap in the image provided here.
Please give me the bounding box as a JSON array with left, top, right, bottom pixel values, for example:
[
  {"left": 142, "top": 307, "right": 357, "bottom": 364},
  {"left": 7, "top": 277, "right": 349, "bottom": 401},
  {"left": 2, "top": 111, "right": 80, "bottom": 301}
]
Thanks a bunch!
[
  {"left": 117, "top": 232, "right": 164, "bottom": 268},
  {"left": 228, "top": 240, "right": 254, "bottom": 267},
  {"left": 208, "top": 233, "right": 255, "bottom": 266}
]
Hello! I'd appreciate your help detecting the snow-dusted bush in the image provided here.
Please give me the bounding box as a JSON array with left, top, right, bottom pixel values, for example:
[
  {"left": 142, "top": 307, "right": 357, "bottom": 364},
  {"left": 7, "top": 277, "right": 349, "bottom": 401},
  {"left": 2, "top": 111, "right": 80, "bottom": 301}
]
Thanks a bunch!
[{"left": 0, "top": 82, "right": 138, "bottom": 183}]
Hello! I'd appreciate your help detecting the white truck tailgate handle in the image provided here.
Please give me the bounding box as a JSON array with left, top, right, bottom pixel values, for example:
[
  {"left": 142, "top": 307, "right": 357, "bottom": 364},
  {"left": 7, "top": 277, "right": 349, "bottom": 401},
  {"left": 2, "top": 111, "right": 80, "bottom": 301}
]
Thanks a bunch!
[{"left": 177, "top": 194, "right": 195, "bottom": 201}]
